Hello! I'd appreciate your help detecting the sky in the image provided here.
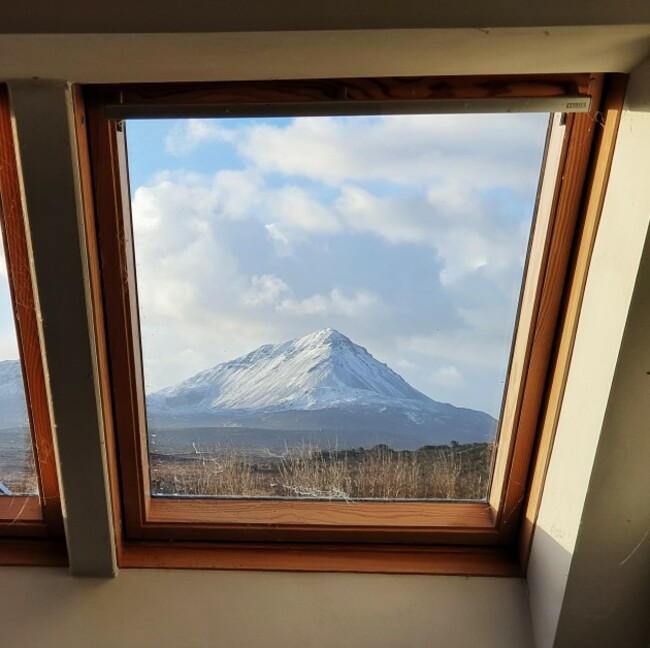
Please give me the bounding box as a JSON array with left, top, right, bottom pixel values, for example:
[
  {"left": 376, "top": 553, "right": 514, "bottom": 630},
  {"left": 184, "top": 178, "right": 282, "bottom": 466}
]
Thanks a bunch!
[
  {"left": 0, "top": 111, "right": 549, "bottom": 418},
  {"left": 124, "top": 112, "right": 549, "bottom": 417},
  {"left": 0, "top": 235, "right": 20, "bottom": 360}
]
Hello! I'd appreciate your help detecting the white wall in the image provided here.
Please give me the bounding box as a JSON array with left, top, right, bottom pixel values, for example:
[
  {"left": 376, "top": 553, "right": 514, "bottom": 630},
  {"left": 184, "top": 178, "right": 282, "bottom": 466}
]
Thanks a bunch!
[
  {"left": 0, "top": 28, "right": 648, "bottom": 83},
  {"left": 2, "top": 0, "right": 650, "bottom": 32},
  {"left": 0, "top": 569, "right": 533, "bottom": 648},
  {"left": 527, "top": 57, "right": 650, "bottom": 648}
]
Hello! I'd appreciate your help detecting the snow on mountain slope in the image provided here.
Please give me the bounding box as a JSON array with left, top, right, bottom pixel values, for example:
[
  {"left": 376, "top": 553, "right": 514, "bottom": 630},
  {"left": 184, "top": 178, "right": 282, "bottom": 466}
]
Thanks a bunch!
[
  {"left": 146, "top": 329, "right": 498, "bottom": 447},
  {"left": 149, "top": 328, "right": 436, "bottom": 414},
  {"left": 0, "top": 360, "right": 29, "bottom": 429}
]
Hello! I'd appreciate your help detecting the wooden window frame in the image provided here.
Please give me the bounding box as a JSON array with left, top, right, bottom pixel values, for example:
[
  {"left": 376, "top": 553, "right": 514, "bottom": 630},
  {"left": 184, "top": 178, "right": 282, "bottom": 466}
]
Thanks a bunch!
[
  {"left": 80, "top": 74, "right": 624, "bottom": 575},
  {"left": 0, "top": 85, "right": 66, "bottom": 566}
]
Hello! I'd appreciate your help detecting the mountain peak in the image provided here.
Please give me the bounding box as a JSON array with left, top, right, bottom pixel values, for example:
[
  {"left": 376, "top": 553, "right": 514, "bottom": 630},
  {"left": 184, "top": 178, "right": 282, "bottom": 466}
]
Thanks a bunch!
[
  {"left": 149, "top": 328, "right": 434, "bottom": 413},
  {"left": 294, "top": 327, "right": 350, "bottom": 347}
]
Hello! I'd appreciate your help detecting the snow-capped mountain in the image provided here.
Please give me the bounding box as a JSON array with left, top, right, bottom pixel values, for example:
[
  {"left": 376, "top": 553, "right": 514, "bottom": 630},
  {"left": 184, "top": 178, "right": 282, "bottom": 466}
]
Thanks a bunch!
[
  {"left": 0, "top": 360, "right": 29, "bottom": 429},
  {"left": 147, "top": 328, "right": 497, "bottom": 449},
  {"left": 150, "top": 328, "right": 439, "bottom": 413}
]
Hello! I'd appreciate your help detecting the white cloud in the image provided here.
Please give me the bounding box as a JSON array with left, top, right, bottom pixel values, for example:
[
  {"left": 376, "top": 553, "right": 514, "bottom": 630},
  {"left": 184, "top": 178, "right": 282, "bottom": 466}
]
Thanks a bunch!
[
  {"left": 143, "top": 277, "right": 199, "bottom": 321},
  {"left": 269, "top": 186, "right": 340, "bottom": 234},
  {"left": 138, "top": 169, "right": 262, "bottom": 226},
  {"left": 335, "top": 186, "right": 424, "bottom": 245},
  {"left": 334, "top": 182, "right": 530, "bottom": 287},
  {"left": 430, "top": 366, "right": 464, "bottom": 388},
  {"left": 238, "top": 113, "right": 547, "bottom": 191},
  {"left": 156, "top": 114, "right": 542, "bottom": 289},
  {"left": 244, "top": 274, "right": 379, "bottom": 318},
  {"left": 165, "top": 119, "right": 235, "bottom": 156},
  {"left": 279, "top": 288, "right": 378, "bottom": 318},
  {"left": 131, "top": 173, "right": 263, "bottom": 389},
  {"left": 243, "top": 274, "right": 290, "bottom": 306},
  {"left": 162, "top": 113, "right": 546, "bottom": 192},
  {"left": 398, "top": 329, "right": 510, "bottom": 370},
  {"left": 129, "top": 172, "right": 384, "bottom": 389},
  {"left": 264, "top": 223, "right": 294, "bottom": 257}
]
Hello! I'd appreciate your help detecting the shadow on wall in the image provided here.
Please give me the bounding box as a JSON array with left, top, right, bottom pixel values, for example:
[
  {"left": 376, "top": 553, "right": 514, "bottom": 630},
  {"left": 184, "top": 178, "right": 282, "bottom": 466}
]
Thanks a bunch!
[{"left": 527, "top": 524, "right": 574, "bottom": 648}]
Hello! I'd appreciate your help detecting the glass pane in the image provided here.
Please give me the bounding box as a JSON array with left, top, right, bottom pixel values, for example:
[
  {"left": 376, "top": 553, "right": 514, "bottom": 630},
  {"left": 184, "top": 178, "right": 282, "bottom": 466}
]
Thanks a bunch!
[
  {"left": 0, "top": 231, "right": 37, "bottom": 496},
  {"left": 126, "top": 112, "right": 549, "bottom": 501}
]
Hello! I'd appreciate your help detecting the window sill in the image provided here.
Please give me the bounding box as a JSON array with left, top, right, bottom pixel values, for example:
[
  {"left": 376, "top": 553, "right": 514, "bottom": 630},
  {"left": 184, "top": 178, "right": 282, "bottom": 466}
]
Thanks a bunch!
[{"left": 118, "top": 540, "right": 521, "bottom": 576}]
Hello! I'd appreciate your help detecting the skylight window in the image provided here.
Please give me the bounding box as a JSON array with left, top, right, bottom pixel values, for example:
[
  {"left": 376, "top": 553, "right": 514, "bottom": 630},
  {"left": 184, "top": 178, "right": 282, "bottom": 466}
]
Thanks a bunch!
[
  {"left": 0, "top": 85, "right": 63, "bottom": 549},
  {"left": 83, "top": 75, "right": 610, "bottom": 573},
  {"left": 126, "top": 112, "right": 547, "bottom": 502}
]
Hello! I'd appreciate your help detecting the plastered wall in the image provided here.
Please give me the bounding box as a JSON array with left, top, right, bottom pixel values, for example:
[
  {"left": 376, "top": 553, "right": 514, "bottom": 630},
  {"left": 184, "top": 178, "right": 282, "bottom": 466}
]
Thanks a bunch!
[
  {"left": 0, "top": 569, "right": 534, "bottom": 648},
  {"left": 527, "top": 58, "right": 650, "bottom": 648}
]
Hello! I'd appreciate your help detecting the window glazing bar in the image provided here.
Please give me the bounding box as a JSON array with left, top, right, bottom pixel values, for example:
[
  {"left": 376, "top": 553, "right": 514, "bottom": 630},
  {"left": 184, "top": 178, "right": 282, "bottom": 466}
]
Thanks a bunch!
[{"left": 105, "top": 96, "right": 591, "bottom": 120}]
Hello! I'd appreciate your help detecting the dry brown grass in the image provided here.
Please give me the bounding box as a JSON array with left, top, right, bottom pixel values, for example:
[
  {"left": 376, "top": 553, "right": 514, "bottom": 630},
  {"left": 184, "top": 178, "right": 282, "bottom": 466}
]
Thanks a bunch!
[
  {"left": 151, "top": 444, "right": 261, "bottom": 496},
  {"left": 0, "top": 448, "right": 38, "bottom": 495},
  {"left": 150, "top": 442, "right": 494, "bottom": 501}
]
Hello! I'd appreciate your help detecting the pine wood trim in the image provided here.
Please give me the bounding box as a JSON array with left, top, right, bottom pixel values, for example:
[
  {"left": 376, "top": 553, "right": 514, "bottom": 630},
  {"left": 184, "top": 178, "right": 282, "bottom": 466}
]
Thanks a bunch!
[
  {"left": 0, "top": 496, "right": 43, "bottom": 536},
  {"left": 0, "top": 85, "right": 64, "bottom": 542},
  {"left": 517, "top": 74, "right": 628, "bottom": 570},
  {"left": 71, "top": 86, "right": 126, "bottom": 547},
  {"left": 85, "top": 91, "right": 152, "bottom": 541},
  {"left": 491, "top": 75, "right": 605, "bottom": 543},
  {"left": 141, "top": 498, "right": 498, "bottom": 545},
  {"left": 488, "top": 113, "right": 565, "bottom": 511},
  {"left": 148, "top": 498, "right": 494, "bottom": 528}
]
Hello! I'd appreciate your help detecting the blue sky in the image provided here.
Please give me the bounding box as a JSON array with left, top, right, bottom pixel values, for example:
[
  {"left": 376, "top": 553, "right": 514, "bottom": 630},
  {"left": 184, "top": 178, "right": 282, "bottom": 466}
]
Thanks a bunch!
[{"left": 0, "top": 112, "right": 549, "bottom": 419}]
